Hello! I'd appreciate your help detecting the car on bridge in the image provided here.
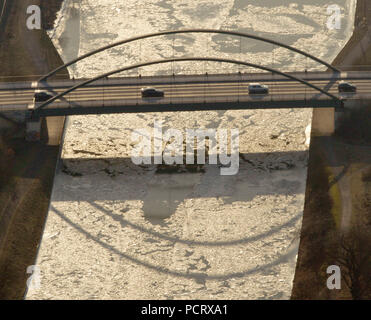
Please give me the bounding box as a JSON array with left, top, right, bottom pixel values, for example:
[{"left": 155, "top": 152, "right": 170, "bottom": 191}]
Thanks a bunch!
[
  {"left": 338, "top": 81, "right": 357, "bottom": 93},
  {"left": 141, "top": 87, "right": 165, "bottom": 98},
  {"left": 34, "top": 90, "right": 54, "bottom": 102},
  {"left": 248, "top": 83, "right": 269, "bottom": 95}
]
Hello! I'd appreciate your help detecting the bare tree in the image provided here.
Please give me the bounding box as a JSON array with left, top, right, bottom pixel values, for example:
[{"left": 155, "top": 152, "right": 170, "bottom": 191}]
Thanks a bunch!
[{"left": 331, "top": 223, "right": 371, "bottom": 299}]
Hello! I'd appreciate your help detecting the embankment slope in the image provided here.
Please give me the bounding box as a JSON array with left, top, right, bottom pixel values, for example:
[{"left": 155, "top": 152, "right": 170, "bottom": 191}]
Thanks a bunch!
[{"left": 0, "top": 0, "right": 68, "bottom": 299}]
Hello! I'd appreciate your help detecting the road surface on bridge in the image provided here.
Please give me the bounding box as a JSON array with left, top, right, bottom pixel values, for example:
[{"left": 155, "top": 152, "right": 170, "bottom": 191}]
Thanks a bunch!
[{"left": 1, "top": 78, "right": 370, "bottom": 114}]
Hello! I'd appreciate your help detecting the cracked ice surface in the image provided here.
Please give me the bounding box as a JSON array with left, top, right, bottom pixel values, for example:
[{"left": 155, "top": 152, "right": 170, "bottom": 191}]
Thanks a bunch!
[{"left": 28, "top": 0, "right": 356, "bottom": 299}]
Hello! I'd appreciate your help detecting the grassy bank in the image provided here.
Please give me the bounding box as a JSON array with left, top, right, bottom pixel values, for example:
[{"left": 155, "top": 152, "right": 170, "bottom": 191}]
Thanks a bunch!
[{"left": 0, "top": 0, "right": 68, "bottom": 299}]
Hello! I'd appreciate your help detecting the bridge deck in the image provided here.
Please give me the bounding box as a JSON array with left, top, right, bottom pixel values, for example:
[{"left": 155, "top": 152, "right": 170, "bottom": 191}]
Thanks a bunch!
[{"left": 1, "top": 71, "right": 371, "bottom": 116}]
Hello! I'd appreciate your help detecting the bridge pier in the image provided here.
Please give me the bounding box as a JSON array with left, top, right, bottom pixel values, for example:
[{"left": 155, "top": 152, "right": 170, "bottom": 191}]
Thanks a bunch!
[
  {"left": 311, "top": 108, "right": 335, "bottom": 136},
  {"left": 26, "top": 115, "right": 41, "bottom": 141},
  {"left": 311, "top": 100, "right": 370, "bottom": 138}
]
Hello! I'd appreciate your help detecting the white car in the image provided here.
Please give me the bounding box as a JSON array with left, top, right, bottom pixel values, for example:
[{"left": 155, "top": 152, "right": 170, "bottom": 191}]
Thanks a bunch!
[{"left": 248, "top": 83, "right": 269, "bottom": 94}]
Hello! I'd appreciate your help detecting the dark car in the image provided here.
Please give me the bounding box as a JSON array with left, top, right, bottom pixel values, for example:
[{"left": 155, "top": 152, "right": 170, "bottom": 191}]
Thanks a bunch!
[
  {"left": 141, "top": 87, "right": 164, "bottom": 98},
  {"left": 34, "top": 90, "right": 54, "bottom": 102},
  {"left": 338, "top": 81, "right": 356, "bottom": 93},
  {"left": 248, "top": 83, "right": 269, "bottom": 95}
]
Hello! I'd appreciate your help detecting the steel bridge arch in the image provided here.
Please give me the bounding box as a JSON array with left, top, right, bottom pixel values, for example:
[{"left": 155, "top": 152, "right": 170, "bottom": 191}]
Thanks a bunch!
[
  {"left": 38, "top": 29, "right": 340, "bottom": 82},
  {"left": 36, "top": 57, "right": 342, "bottom": 111}
]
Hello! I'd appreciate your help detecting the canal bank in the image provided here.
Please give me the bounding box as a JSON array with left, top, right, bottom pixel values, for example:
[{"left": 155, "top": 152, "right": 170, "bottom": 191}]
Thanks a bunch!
[
  {"left": 26, "top": 0, "right": 356, "bottom": 300},
  {"left": 292, "top": 0, "right": 371, "bottom": 300},
  {"left": 0, "top": 0, "right": 69, "bottom": 299}
]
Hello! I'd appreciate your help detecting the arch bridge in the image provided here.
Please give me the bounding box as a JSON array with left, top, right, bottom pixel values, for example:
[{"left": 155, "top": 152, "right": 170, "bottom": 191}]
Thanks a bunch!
[
  {"left": 28, "top": 29, "right": 346, "bottom": 117},
  {"left": 1, "top": 29, "right": 364, "bottom": 139}
]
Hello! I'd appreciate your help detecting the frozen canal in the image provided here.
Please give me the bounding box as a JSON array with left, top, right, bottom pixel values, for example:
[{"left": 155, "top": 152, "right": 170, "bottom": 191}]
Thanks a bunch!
[{"left": 27, "top": 0, "right": 356, "bottom": 299}]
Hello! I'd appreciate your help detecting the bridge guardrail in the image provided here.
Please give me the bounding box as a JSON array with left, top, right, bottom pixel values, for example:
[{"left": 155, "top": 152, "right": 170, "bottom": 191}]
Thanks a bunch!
[{"left": 2, "top": 70, "right": 371, "bottom": 91}]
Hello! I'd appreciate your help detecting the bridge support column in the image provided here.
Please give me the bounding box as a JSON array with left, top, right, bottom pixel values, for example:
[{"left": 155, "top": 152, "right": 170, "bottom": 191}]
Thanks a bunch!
[
  {"left": 26, "top": 115, "right": 41, "bottom": 141},
  {"left": 311, "top": 108, "right": 335, "bottom": 136}
]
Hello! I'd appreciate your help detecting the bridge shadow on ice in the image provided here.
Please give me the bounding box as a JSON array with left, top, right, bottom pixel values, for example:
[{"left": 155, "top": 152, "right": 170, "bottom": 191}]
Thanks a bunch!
[
  {"left": 45, "top": 150, "right": 313, "bottom": 221},
  {"left": 40, "top": 149, "right": 310, "bottom": 284}
]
